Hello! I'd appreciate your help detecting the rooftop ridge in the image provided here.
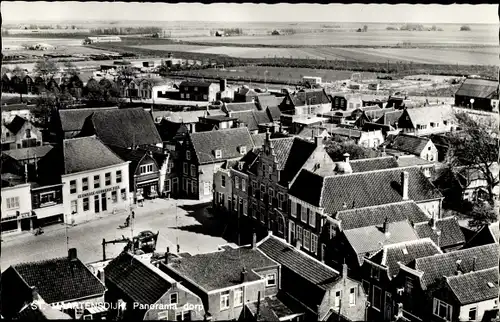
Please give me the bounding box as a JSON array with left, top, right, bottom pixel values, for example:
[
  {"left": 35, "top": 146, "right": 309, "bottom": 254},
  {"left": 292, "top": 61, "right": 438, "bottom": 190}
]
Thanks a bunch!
[
  {"left": 60, "top": 106, "right": 117, "bottom": 112},
  {"left": 349, "top": 155, "right": 394, "bottom": 163},
  {"left": 13, "top": 255, "right": 77, "bottom": 268},
  {"left": 336, "top": 200, "right": 418, "bottom": 214},
  {"left": 324, "top": 164, "right": 429, "bottom": 178},
  {"left": 416, "top": 243, "right": 498, "bottom": 262},
  {"left": 63, "top": 134, "right": 98, "bottom": 142},
  {"left": 382, "top": 237, "right": 438, "bottom": 251}
]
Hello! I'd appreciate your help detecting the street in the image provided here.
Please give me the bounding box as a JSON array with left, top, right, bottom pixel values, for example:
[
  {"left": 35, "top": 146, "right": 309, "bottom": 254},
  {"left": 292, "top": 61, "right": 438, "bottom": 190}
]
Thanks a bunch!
[{"left": 1, "top": 199, "right": 235, "bottom": 271}]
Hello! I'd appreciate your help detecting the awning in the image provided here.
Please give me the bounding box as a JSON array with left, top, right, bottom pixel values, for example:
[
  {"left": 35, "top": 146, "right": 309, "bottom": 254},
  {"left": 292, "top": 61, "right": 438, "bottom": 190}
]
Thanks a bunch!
[
  {"left": 136, "top": 178, "right": 159, "bottom": 187},
  {"left": 86, "top": 305, "right": 108, "bottom": 315}
]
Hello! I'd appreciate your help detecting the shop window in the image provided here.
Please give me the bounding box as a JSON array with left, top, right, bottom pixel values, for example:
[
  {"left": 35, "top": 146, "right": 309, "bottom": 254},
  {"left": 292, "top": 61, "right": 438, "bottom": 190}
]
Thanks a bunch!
[
  {"left": 121, "top": 188, "right": 127, "bottom": 201},
  {"left": 71, "top": 200, "right": 78, "bottom": 214},
  {"left": 40, "top": 192, "right": 56, "bottom": 205},
  {"left": 83, "top": 197, "right": 89, "bottom": 211},
  {"left": 111, "top": 191, "right": 118, "bottom": 203}
]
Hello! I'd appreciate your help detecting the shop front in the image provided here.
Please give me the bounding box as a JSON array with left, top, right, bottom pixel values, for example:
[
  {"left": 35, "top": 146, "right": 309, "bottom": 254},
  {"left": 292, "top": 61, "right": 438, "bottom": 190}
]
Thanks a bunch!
[
  {"left": 0, "top": 211, "right": 37, "bottom": 234},
  {"left": 135, "top": 178, "right": 159, "bottom": 204},
  {"left": 31, "top": 183, "right": 65, "bottom": 227}
]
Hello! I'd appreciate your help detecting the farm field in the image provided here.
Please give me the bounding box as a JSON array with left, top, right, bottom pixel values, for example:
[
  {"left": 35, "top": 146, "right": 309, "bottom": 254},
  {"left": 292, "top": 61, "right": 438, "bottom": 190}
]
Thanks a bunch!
[
  {"left": 172, "top": 66, "right": 382, "bottom": 84},
  {"left": 131, "top": 44, "right": 498, "bottom": 65},
  {"left": 179, "top": 29, "right": 498, "bottom": 47}
]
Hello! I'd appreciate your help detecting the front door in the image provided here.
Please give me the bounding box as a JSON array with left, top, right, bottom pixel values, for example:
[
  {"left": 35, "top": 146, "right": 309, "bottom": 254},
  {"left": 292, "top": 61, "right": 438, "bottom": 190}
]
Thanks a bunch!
[
  {"left": 384, "top": 292, "right": 393, "bottom": 321},
  {"left": 101, "top": 193, "right": 107, "bottom": 212},
  {"left": 94, "top": 195, "right": 100, "bottom": 213}
]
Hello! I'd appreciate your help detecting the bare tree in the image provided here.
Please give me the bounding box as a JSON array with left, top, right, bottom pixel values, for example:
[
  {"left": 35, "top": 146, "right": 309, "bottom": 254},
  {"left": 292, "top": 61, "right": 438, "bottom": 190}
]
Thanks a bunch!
[
  {"left": 448, "top": 113, "right": 499, "bottom": 206},
  {"left": 467, "top": 202, "right": 497, "bottom": 230},
  {"left": 63, "top": 61, "right": 79, "bottom": 77},
  {"left": 33, "top": 58, "right": 59, "bottom": 80}
]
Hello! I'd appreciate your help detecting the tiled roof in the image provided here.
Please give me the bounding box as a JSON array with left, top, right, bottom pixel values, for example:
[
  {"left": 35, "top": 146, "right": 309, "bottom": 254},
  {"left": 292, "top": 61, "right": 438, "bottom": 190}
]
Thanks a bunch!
[
  {"left": 292, "top": 89, "right": 331, "bottom": 106},
  {"left": 156, "top": 120, "right": 189, "bottom": 142},
  {"left": 85, "top": 107, "right": 162, "bottom": 148},
  {"left": 2, "top": 145, "right": 53, "bottom": 161},
  {"left": 446, "top": 267, "right": 499, "bottom": 305},
  {"left": 246, "top": 293, "right": 304, "bottom": 322},
  {"left": 189, "top": 128, "right": 255, "bottom": 164},
  {"left": 5, "top": 115, "right": 27, "bottom": 134},
  {"left": 289, "top": 167, "right": 442, "bottom": 214},
  {"left": 296, "top": 126, "right": 329, "bottom": 140},
  {"left": 59, "top": 107, "right": 118, "bottom": 132},
  {"left": 108, "top": 145, "right": 150, "bottom": 171},
  {"left": 168, "top": 246, "right": 278, "bottom": 291},
  {"left": 257, "top": 95, "right": 282, "bottom": 110},
  {"left": 404, "top": 106, "right": 454, "bottom": 128},
  {"left": 413, "top": 243, "right": 499, "bottom": 289},
  {"left": 455, "top": 78, "right": 498, "bottom": 99},
  {"left": 395, "top": 155, "right": 434, "bottom": 168},
  {"left": 371, "top": 238, "right": 441, "bottom": 278},
  {"left": 1, "top": 103, "right": 36, "bottom": 112},
  {"left": 376, "top": 110, "right": 404, "bottom": 127},
  {"left": 104, "top": 252, "right": 172, "bottom": 305},
  {"left": 251, "top": 134, "right": 266, "bottom": 148},
  {"left": 413, "top": 217, "right": 465, "bottom": 248},
  {"left": 272, "top": 137, "right": 318, "bottom": 185},
  {"left": 336, "top": 201, "right": 431, "bottom": 231},
  {"left": 258, "top": 235, "right": 340, "bottom": 289},
  {"left": 232, "top": 110, "right": 272, "bottom": 132},
  {"left": 330, "top": 127, "right": 363, "bottom": 139},
  {"left": 152, "top": 109, "right": 225, "bottom": 124},
  {"left": 344, "top": 220, "right": 420, "bottom": 265},
  {"left": 232, "top": 148, "right": 261, "bottom": 173},
  {"left": 225, "top": 102, "right": 259, "bottom": 112},
  {"left": 257, "top": 235, "right": 340, "bottom": 311},
  {"left": 385, "top": 134, "right": 432, "bottom": 155},
  {"left": 63, "top": 136, "right": 125, "bottom": 174},
  {"left": 266, "top": 105, "right": 282, "bottom": 122},
  {"left": 12, "top": 255, "right": 106, "bottom": 305},
  {"left": 364, "top": 108, "right": 394, "bottom": 121},
  {"left": 349, "top": 157, "right": 400, "bottom": 173}
]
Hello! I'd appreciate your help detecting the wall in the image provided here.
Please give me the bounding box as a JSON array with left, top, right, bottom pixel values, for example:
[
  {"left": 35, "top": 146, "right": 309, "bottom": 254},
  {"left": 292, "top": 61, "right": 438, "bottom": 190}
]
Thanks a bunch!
[
  {"left": 319, "top": 277, "right": 368, "bottom": 321},
  {"left": 416, "top": 199, "right": 441, "bottom": 219},
  {"left": 358, "top": 130, "right": 384, "bottom": 149},
  {"left": 419, "top": 141, "right": 439, "bottom": 162},
  {"left": 198, "top": 163, "right": 223, "bottom": 201},
  {"left": 289, "top": 196, "right": 324, "bottom": 260},
  {"left": 458, "top": 299, "right": 498, "bottom": 322},
  {"left": 213, "top": 168, "right": 233, "bottom": 210},
  {"left": 14, "top": 121, "right": 43, "bottom": 148},
  {"left": 1, "top": 183, "right": 32, "bottom": 232},
  {"left": 62, "top": 163, "right": 130, "bottom": 224},
  {"left": 143, "top": 285, "right": 206, "bottom": 321}
]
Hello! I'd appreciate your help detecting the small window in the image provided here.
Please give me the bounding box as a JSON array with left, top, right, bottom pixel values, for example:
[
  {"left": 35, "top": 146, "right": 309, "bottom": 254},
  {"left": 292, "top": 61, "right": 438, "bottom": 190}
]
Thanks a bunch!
[
  {"left": 157, "top": 311, "right": 169, "bottom": 320},
  {"left": 371, "top": 266, "right": 380, "bottom": 281},
  {"left": 235, "top": 176, "right": 240, "bottom": 189},
  {"left": 116, "top": 170, "right": 122, "bottom": 183},
  {"left": 70, "top": 180, "right": 77, "bottom": 194},
  {"left": 94, "top": 175, "right": 100, "bottom": 189},
  {"left": 469, "top": 307, "right": 477, "bottom": 321},
  {"left": 234, "top": 288, "right": 243, "bottom": 307},
  {"left": 349, "top": 287, "right": 356, "bottom": 305},
  {"left": 190, "top": 164, "right": 196, "bottom": 177},
  {"left": 105, "top": 172, "right": 111, "bottom": 186},
  {"left": 25, "top": 129, "right": 32, "bottom": 138},
  {"left": 6, "top": 197, "right": 20, "bottom": 209},
  {"left": 71, "top": 200, "right": 78, "bottom": 214},
  {"left": 215, "top": 149, "right": 222, "bottom": 159},
  {"left": 242, "top": 178, "right": 246, "bottom": 192},
  {"left": 170, "top": 292, "right": 178, "bottom": 304},
  {"left": 266, "top": 273, "right": 276, "bottom": 287},
  {"left": 183, "top": 163, "right": 188, "bottom": 175},
  {"left": 334, "top": 290, "right": 341, "bottom": 308},
  {"left": 111, "top": 191, "right": 118, "bottom": 203},
  {"left": 240, "top": 146, "right": 247, "bottom": 155},
  {"left": 186, "top": 150, "right": 191, "bottom": 160},
  {"left": 220, "top": 290, "right": 230, "bottom": 310},
  {"left": 221, "top": 176, "right": 226, "bottom": 188},
  {"left": 121, "top": 188, "right": 127, "bottom": 201}
]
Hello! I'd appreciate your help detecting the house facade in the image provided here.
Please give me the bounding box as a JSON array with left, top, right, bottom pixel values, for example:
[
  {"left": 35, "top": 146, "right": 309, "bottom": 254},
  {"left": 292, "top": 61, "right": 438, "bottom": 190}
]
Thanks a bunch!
[
  {"left": 330, "top": 128, "right": 385, "bottom": 148},
  {"left": 31, "top": 183, "right": 65, "bottom": 227},
  {"left": 384, "top": 134, "right": 439, "bottom": 162},
  {"left": 279, "top": 89, "right": 331, "bottom": 116},
  {"left": 2, "top": 116, "right": 43, "bottom": 150},
  {"left": 397, "top": 106, "right": 455, "bottom": 136},
  {"left": 0, "top": 181, "right": 33, "bottom": 234},
  {"left": 178, "top": 81, "right": 219, "bottom": 102},
  {"left": 454, "top": 78, "right": 499, "bottom": 112}
]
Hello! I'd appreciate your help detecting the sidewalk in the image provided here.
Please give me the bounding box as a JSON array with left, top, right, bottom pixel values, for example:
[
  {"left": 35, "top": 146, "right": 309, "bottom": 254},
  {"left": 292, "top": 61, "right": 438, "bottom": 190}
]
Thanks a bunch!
[{"left": 1, "top": 198, "right": 209, "bottom": 243}]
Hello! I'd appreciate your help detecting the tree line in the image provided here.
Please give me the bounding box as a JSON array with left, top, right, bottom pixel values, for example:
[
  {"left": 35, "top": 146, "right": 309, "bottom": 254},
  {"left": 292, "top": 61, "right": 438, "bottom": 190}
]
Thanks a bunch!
[{"left": 89, "top": 26, "right": 163, "bottom": 35}]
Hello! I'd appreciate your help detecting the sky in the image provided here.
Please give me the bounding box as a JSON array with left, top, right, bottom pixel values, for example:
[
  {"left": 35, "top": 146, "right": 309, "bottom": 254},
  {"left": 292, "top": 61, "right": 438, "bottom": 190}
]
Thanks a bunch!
[{"left": 1, "top": 2, "right": 498, "bottom": 24}]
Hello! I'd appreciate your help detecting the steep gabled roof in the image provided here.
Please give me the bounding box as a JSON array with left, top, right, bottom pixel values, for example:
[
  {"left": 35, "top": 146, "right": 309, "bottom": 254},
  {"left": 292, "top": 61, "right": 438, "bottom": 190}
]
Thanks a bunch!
[
  {"left": 336, "top": 201, "right": 430, "bottom": 231},
  {"left": 10, "top": 254, "right": 106, "bottom": 305},
  {"left": 292, "top": 89, "right": 331, "bottom": 106},
  {"left": 376, "top": 110, "right": 403, "bottom": 127},
  {"left": 58, "top": 107, "right": 118, "bottom": 132},
  {"left": 179, "top": 80, "right": 214, "bottom": 88},
  {"left": 446, "top": 267, "right": 499, "bottom": 305},
  {"left": 225, "top": 102, "right": 259, "bottom": 112},
  {"left": 189, "top": 128, "right": 255, "bottom": 164},
  {"left": 167, "top": 246, "right": 278, "bottom": 291},
  {"left": 370, "top": 238, "right": 442, "bottom": 279},
  {"left": 404, "top": 105, "right": 454, "bottom": 128},
  {"left": 413, "top": 216, "right": 466, "bottom": 249},
  {"left": 232, "top": 110, "right": 272, "bottom": 132},
  {"left": 257, "top": 95, "right": 282, "bottom": 110},
  {"left": 385, "top": 134, "right": 432, "bottom": 156},
  {"left": 104, "top": 252, "right": 172, "bottom": 305},
  {"left": 84, "top": 107, "right": 162, "bottom": 148},
  {"left": 272, "top": 137, "right": 318, "bottom": 185},
  {"left": 107, "top": 145, "right": 150, "bottom": 171},
  {"left": 2, "top": 145, "right": 53, "bottom": 161},
  {"left": 330, "top": 127, "right": 363, "bottom": 139},
  {"left": 63, "top": 136, "right": 126, "bottom": 174},
  {"left": 289, "top": 167, "right": 442, "bottom": 214},
  {"left": 455, "top": 78, "right": 499, "bottom": 99},
  {"left": 413, "top": 243, "right": 499, "bottom": 289}
]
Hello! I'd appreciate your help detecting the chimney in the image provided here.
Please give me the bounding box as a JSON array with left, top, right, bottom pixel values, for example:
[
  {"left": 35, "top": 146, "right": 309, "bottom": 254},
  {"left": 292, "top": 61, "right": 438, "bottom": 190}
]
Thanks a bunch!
[
  {"left": 472, "top": 256, "right": 477, "bottom": 272},
  {"left": 265, "top": 129, "right": 271, "bottom": 142},
  {"left": 381, "top": 145, "right": 386, "bottom": 156},
  {"left": 295, "top": 239, "right": 302, "bottom": 249},
  {"left": 68, "top": 248, "right": 78, "bottom": 261},
  {"left": 382, "top": 217, "right": 389, "bottom": 233},
  {"left": 165, "top": 247, "right": 170, "bottom": 264},
  {"left": 314, "top": 135, "right": 322, "bottom": 147},
  {"left": 343, "top": 153, "right": 350, "bottom": 164},
  {"left": 220, "top": 79, "right": 227, "bottom": 92},
  {"left": 97, "top": 269, "right": 105, "bottom": 283},
  {"left": 241, "top": 268, "right": 248, "bottom": 283},
  {"left": 342, "top": 263, "right": 348, "bottom": 278},
  {"left": 252, "top": 232, "right": 257, "bottom": 249},
  {"left": 401, "top": 171, "right": 409, "bottom": 200}
]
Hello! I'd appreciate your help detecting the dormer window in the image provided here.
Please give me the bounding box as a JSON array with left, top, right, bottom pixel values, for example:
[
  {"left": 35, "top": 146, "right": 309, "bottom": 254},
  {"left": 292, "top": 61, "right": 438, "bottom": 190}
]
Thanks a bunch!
[
  {"left": 215, "top": 150, "right": 222, "bottom": 159},
  {"left": 186, "top": 150, "right": 191, "bottom": 160},
  {"left": 240, "top": 146, "right": 247, "bottom": 155}
]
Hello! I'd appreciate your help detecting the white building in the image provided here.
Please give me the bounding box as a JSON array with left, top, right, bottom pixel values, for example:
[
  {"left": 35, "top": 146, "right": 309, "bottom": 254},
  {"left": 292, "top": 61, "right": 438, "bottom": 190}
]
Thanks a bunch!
[
  {"left": 1, "top": 177, "right": 33, "bottom": 234},
  {"left": 38, "top": 136, "right": 131, "bottom": 225}
]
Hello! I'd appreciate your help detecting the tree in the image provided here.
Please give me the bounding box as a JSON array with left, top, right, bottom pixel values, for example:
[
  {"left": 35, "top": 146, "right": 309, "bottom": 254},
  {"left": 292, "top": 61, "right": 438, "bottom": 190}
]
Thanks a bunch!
[
  {"left": 467, "top": 201, "right": 497, "bottom": 230},
  {"left": 1, "top": 66, "right": 12, "bottom": 75},
  {"left": 33, "top": 58, "right": 59, "bottom": 80},
  {"left": 12, "top": 66, "right": 26, "bottom": 101},
  {"left": 460, "top": 25, "right": 471, "bottom": 31},
  {"left": 325, "top": 138, "right": 382, "bottom": 161},
  {"left": 447, "top": 113, "right": 499, "bottom": 206},
  {"left": 63, "top": 61, "right": 79, "bottom": 77},
  {"left": 362, "top": 25, "right": 368, "bottom": 32}
]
